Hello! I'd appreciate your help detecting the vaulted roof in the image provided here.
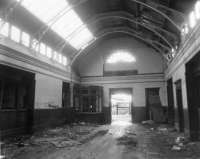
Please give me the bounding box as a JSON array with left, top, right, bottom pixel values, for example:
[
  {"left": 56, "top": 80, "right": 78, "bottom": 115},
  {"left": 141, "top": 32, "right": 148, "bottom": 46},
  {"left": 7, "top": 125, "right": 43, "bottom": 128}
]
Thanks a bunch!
[{"left": 0, "top": 0, "right": 196, "bottom": 63}]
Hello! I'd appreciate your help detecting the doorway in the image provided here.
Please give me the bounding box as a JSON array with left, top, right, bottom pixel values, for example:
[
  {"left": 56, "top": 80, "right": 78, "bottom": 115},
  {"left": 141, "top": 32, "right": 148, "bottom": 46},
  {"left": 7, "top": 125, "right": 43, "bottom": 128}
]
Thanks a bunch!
[
  {"left": 110, "top": 88, "right": 132, "bottom": 124},
  {"left": 0, "top": 64, "right": 35, "bottom": 135},
  {"left": 167, "top": 78, "right": 175, "bottom": 125},
  {"left": 62, "top": 82, "right": 70, "bottom": 108},
  {"left": 175, "top": 80, "right": 184, "bottom": 132},
  {"left": 186, "top": 54, "right": 200, "bottom": 140},
  {"left": 145, "top": 88, "right": 161, "bottom": 121}
]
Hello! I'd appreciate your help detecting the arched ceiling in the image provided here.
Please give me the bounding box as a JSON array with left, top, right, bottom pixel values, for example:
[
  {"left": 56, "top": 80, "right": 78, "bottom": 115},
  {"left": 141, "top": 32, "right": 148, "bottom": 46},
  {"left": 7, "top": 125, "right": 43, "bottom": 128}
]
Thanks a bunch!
[
  {"left": 68, "top": 0, "right": 189, "bottom": 63},
  {"left": 71, "top": 26, "right": 171, "bottom": 65},
  {"left": 1, "top": 0, "right": 196, "bottom": 63}
]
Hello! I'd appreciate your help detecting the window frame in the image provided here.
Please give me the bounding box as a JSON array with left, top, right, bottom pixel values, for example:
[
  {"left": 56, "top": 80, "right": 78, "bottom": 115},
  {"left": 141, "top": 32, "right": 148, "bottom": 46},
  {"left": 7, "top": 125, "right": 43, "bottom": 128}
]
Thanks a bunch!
[
  {"left": 10, "top": 25, "right": 21, "bottom": 43},
  {"left": 21, "top": 31, "right": 30, "bottom": 47}
]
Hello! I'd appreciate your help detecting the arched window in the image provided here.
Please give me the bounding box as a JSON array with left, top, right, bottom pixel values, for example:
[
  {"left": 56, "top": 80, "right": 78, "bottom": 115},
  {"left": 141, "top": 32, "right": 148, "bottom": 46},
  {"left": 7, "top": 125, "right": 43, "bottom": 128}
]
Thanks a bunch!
[{"left": 106, "top": 50, "right": 136, "bottom": 64}]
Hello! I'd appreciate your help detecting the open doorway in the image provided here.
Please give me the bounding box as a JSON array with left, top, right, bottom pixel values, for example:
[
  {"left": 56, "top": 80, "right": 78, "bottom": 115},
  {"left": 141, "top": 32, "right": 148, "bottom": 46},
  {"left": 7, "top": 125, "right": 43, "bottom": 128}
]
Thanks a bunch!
[
  {"left": 186, "top": 53, "right": 200, "bottom": 140},
  {"left": 110, "top": 88, "right": 132, "bottom": 125}
]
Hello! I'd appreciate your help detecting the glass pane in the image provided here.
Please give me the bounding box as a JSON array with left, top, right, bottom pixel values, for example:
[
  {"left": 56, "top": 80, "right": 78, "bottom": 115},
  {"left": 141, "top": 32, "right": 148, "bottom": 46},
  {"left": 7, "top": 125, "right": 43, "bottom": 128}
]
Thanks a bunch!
[
  {"left": 21, "top": 0, "right": 68, "bottom": 23},
  {"left": 58, "top": 53, "right": 62, "bottom": 63},
  {"left": 53, "top": 51, "right": 58, "bottom": 61},
  {"left": 21, "top": 32, "right": 30, "bottom": 47},
  {"left": 46, "top": 46, "right": 52, "bottom": 58},
  {"left": 11, "top": 26, "right": 21, "bottom": 43},
  {"left": 68, "top": 27, "right": 94, "bottom": 50},
  {"left": 32, "top": 39, "right": 39, "bottom": 52},
  {"left": 19, "top": 0, "right": 95, "bottom": 50},
  {"left": 62, "top": 56, "right": 67, "bottom": 66},
  {"left": 40, "top": 43, "right": 46, "bottom": 55},
  {"left": 52, "top": 9, "right": 83, "bottom": 39},
  {"left": 0, "top": 22, "right": 9, "bottom": 37}
]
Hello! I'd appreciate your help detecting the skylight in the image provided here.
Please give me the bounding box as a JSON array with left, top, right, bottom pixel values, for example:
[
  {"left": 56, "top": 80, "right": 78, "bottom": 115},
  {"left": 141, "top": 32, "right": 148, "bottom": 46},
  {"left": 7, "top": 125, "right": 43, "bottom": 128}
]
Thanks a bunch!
[
  {"left": 52, "top": 10, "right": 83, "bottom": 38},
  {"left": 19, "top": 0, "right": 95, "bottom": 50},
  {"left": 189, "top": 11, "right": 197, "bottom": 28},
  {"left": 195, "top": 1, "right": 200, "bottom": 19},
  {"left": 68, "top": 27, "right": 94, "bottom": 49},
  {"left": 107, "top": 51, "right": 136, "bottom": 64},
  {"left": 21, "top": 0, "right": 67, "bottom": 23}
]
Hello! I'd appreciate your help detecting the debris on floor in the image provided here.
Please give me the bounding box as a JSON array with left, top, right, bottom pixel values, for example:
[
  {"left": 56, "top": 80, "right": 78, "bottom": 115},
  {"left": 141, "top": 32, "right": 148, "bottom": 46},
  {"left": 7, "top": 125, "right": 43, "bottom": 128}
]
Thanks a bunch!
[
  {"left": 117, "top": 136, "right": 137, "bottom": 147},
  {"left": 2, "top": 123, "right": 108, "bottom": 159},
  {"left": 141, "top": 120, "right": 154, "bottom": 125},
  {"left": 2, "top": 121, "right": 200, "bottom": 159},
  {"left": 171, "top": 145, "right": 182, "bottom": 151},
  {"left": 171, "top": 136, "right": 190, "bottom": 151}
]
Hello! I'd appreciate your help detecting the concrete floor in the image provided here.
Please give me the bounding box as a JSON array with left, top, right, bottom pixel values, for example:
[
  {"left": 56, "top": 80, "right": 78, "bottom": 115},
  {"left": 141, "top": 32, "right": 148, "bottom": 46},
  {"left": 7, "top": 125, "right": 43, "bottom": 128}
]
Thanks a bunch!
[{"left": 3, "top": 115, "right": 200, "bottom": 159}]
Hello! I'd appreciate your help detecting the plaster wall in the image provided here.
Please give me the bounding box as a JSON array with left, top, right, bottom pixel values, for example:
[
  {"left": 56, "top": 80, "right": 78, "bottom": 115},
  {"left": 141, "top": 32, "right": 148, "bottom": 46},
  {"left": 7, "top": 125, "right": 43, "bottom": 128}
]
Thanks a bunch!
[{"left": 74, "top": 37, "right": 165, "bottom": 77}]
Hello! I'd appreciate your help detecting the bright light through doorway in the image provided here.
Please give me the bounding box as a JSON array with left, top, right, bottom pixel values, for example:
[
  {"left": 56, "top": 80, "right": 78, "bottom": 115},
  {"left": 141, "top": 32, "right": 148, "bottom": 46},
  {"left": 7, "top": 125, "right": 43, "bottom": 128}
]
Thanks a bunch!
[
  {"left": 111, "top": 93, "right": 132, "bottom": 126},
  {"left": 111, "top": 93, "right": 132, "bottom": 105}
]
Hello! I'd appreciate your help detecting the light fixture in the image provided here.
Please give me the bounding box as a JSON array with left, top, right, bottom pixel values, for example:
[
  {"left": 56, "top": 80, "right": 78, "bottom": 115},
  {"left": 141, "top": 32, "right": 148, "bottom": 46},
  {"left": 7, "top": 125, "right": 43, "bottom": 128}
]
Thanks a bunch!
[
  {"left": 195, "top": 1, "right": 200, "bottom": 19},
  {"left": 189, "top": 11, "right": 197, "bottom": 28}
]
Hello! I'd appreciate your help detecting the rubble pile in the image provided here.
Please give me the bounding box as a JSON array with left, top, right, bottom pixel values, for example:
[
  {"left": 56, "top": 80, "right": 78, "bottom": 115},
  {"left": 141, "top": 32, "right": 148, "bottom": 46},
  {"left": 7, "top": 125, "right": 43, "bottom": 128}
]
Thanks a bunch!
[{"left": 2, "top": 122, "right": 107, "bottom": 158}]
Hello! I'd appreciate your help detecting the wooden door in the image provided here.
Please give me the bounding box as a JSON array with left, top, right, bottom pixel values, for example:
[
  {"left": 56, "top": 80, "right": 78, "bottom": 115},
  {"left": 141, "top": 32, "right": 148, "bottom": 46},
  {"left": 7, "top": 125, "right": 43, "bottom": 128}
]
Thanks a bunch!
[
  {"left": 167, "top": 78, "right": 175, "bottom": 125},
  {"left": 145, "top": 88, "right": 160, "bottom": 120},
  {"left": 62, "top": 82, "right": 70, "bottom": 108},
  {"left": 26, "top": 78, "right": 35, "bottom": 134},
  {"left": 175, "top": 80, "right": 184, "bottom": 132},
  {"left": 186, "top": 73, "right": 200, "bottom": 140}
]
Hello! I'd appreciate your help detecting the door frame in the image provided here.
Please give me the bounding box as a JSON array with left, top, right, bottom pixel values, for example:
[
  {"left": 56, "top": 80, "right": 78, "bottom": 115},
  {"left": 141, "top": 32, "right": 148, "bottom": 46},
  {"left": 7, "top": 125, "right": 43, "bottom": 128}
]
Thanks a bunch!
[{"left": 109, "top": 88, "right": 133, "bottom": 121}]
